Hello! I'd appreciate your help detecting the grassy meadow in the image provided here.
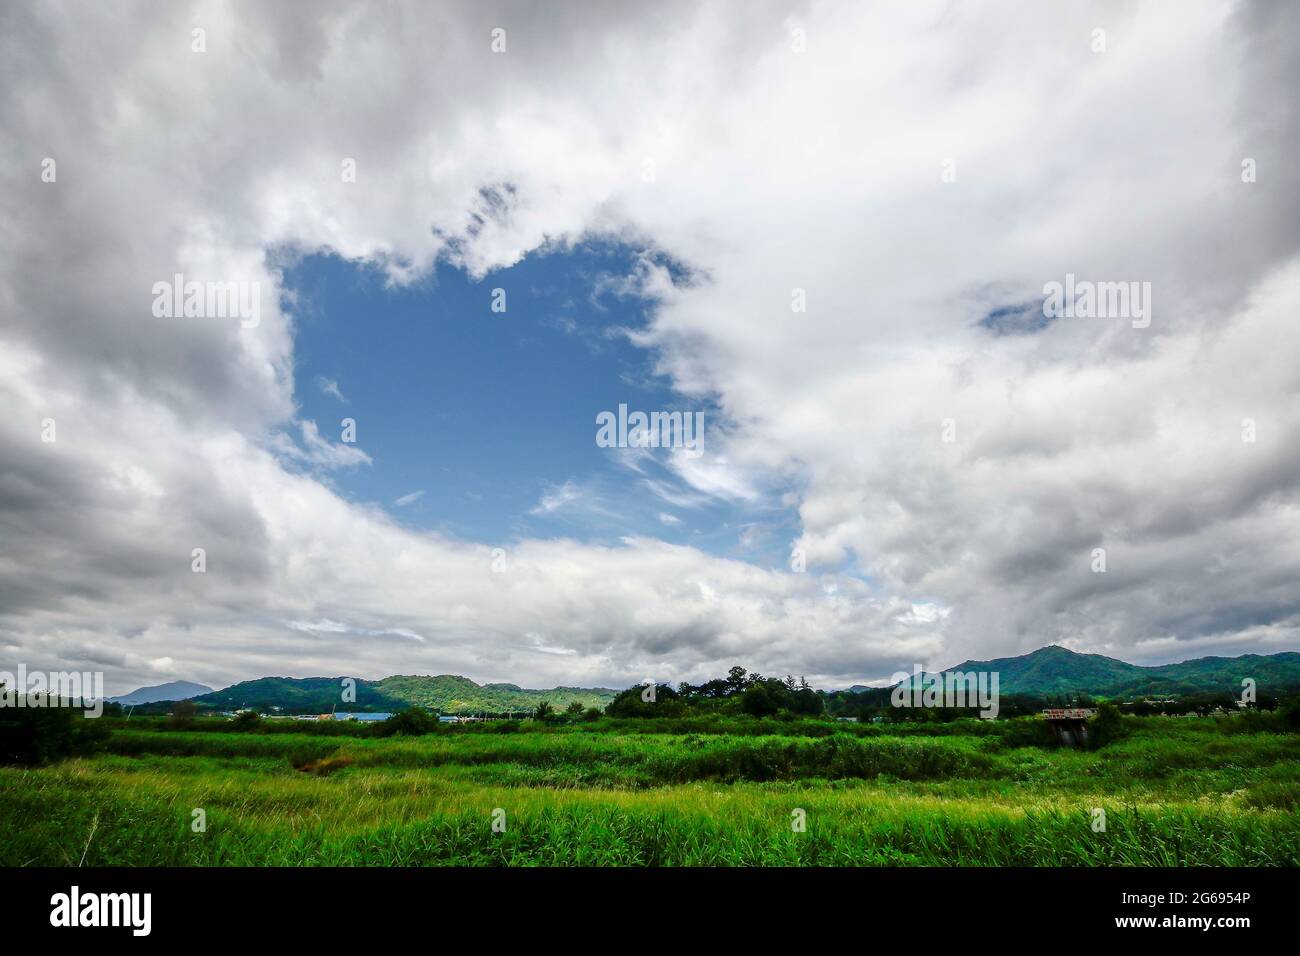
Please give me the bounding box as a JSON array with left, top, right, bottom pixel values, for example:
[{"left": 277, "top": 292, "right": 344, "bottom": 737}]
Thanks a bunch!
[{"left": 2, "top": 714, "right": 1298, "bottom": 866}]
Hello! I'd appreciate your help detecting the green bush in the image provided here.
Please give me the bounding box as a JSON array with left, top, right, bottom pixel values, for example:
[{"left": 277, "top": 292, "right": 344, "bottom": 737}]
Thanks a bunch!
[
  {"left": 1280, "top": 697, "right": 1300, "bottom": 732},
  {"left": 0, "top": 707, "right": 110, "bottom": 765},
  {"left": 375, "top": 707, "right": 438, "bottom": 737},
  {"left": 605, "top": 684, "right": 690, "bottom": 718},
  {"left": 169, "top": 700, "right": 197, "bottom": 729},
  {"left": 740, "top": 683, "right": 781, "bottom": 718},
  {"left": 1088, "top": 702, "right": 1129, "bottom": 749},
  {"left": 232, "top": 710, "right": 262, "bottom": 731},
  {"left": 997, "top": 717, "right": 1059, "bottom": 749}
]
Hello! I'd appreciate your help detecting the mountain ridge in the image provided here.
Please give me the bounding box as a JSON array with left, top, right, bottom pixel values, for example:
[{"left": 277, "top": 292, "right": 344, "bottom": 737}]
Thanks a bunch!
[
  {"left": 913, "top": 645, "right": 1300, "bottom": 697},
  {"left": 186, "top": 673, "right": 619, "bottom": 715},
  {"left": 132, "top": 646, "right": 1300, "bottom": 713},
  {"left": 108, "top": 680, "right": 214, "bottom": 705}
]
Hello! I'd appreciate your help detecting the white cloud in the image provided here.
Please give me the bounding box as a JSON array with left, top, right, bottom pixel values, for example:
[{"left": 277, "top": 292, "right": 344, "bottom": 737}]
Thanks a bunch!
[
  {"left": 529, "top": 480, "right": 581, "bottom": 516},
  {"left": 288, "top": 619, "right": 426, "bottom": 643},
  {"left": 267, "top": 420, "right": 372, "bottom": 471},
  {"left": 317, "top": 376, "right": 348, "bottom": 403},
  {"left": 393, "top": 490, "right": 425, "bottom": 508}
]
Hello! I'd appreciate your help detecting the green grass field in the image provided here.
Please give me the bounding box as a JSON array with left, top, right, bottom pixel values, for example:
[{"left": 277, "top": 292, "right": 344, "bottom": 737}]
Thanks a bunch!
[{"left": 3, "top": 717, "right": 1298, "bottom": 866}]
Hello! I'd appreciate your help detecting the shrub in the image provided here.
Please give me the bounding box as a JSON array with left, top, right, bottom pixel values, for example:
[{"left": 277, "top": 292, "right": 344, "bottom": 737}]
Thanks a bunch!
[
  {"left": 1280, "top": 697, "right": 1300, "bottom": 732},
  {"left": 169, "top": 700, "right": 197, "bottom": 729},
  {"left": 0, "top": 706, "right": 110, "bottom": 765},
  {"left": 606, "top": 684, "right": 689, "bottom": 718},
  {"left": 376, "top": 707, "right": 437, "bottom": 737},
  {"left": 740, "top": 683, "right": 781, "bottom": 718},
  {"left": 997, "top": 717, "right": 1059, "bottom": 749},
  {"left": 231, "top": 710, "right": 262, "bottom": 731},
  {"left": 1087, "top": 702, "right": 1129, "bottom": 749}
]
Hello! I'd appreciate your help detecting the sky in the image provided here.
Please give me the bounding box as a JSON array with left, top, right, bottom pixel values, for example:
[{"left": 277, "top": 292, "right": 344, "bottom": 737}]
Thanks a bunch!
[
  {"left": 1, "top": 1, "right": 1299, "bottom": 695},
  {"left": 283, "top": 245, "right": 791, "bottom": 557}
]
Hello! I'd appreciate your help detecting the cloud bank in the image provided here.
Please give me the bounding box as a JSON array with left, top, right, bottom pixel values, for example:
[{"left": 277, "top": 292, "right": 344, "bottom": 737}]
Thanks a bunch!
[{"left": 1, "top": 0, "right": 1298, "bottom": 692}]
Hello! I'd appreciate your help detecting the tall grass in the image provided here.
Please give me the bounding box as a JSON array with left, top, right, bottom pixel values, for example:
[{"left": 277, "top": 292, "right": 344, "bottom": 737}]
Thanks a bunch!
[{"left": 2, "top": 717, "right": 1296, "bottom": 867}]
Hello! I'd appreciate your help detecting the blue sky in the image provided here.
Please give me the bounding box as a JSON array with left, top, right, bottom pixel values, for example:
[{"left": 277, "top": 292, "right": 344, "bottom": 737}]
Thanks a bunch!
[{"left": 284, "top": 244, "right": 801, "bottom": 566}]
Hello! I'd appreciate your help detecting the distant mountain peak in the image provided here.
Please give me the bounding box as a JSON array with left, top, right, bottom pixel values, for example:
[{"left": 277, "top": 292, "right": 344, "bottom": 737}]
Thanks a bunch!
[
  {"left": 109, "top": 680, "right": 214, "bottom": 705},
  {"left": 916, "top": 644, "right": 1300, "bottom": 698}
]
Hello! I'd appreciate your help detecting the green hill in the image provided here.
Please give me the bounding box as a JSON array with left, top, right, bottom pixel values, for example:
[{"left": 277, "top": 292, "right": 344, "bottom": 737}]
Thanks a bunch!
[
  {"left": 373, "top": 675, "right": 616, "bottom": 713},
  {"left": 189, "top": 674, "right": 617, "bottom": 715},
  {"left": 1143, "top": 653, "right": 1300, "bottom": 694},
  {"left": 176, "top": 647, "right": 1300, "bottom": 714},
  {"left": 929, "top": 645, "right": 1300, "bottom": 698}
]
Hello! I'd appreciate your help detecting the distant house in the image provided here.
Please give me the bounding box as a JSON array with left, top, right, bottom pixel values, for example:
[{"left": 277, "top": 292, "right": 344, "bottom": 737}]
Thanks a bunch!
[{"left": 331, "top": 712, "right": 393, "bottom": 722}]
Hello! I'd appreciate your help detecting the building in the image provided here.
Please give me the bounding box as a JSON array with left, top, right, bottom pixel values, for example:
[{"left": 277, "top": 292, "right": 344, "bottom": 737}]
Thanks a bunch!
[{"left": 330, "top": 712, "right": 393, "bottom": 722}]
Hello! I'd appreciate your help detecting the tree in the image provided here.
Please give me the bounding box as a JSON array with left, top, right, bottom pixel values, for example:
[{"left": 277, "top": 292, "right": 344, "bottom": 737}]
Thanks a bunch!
[
  {"left": 169, "top": 700, "right": 197, "bottom": 728},
  {"left": 605, "top": 683, "right": 687, "bottom": 718},
  {"left": 232, "top": 710, "right": 261, "bottom": 730},
  {"left": 697, "top": 678, "right": 729, "bottom": 699},
  {"left": 725, "top": 666, "right": 748, "bottom": 695},
  {"left": 1087, "top": 702, "right": 1128, "bottom": 748},
  {"left": 534, "top": 700, "right": 553, "bottom": 721},
  {"left": 791, "top": 686, "right": 825, "bottom": 716},
  {"left": 378, "top": 707, "right": 436, "bottom": 736},
  {"left": 565, "top": 700, "right": 584, "bottom": 716},
  {"left": 741, "top": 682, "right": 781, "bottom": 718}
]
